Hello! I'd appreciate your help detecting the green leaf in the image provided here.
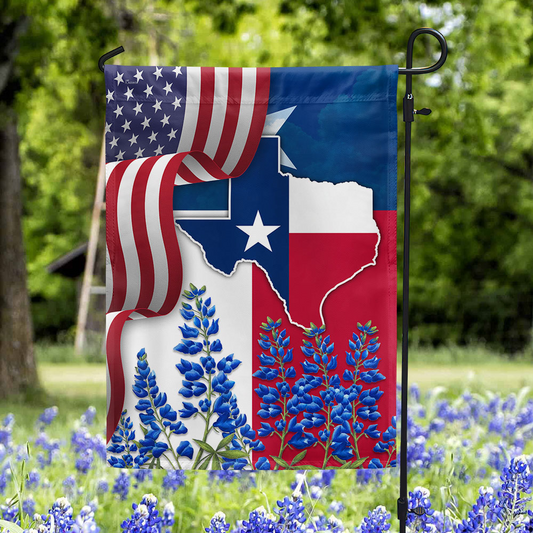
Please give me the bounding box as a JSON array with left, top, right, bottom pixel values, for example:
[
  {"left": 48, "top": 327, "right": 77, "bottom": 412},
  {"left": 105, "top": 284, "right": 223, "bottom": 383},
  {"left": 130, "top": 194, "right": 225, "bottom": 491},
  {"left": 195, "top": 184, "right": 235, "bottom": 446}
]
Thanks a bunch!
[
  {"left": 0, "top": 521, "right": 24, "bottom": 533},
  {"left": 197, "top": 454, "right": 212, "bottom": 470},
  {"left": 338, "top": 457, "right": 368, "bottom": 469},
  {"left": 291, "top": 450, "right": 307, "bottom": 466},
  {"left": 365, "top": 320, "right": 372, "bottom": 328},
  {"left": 218, "top": 450, "right": 248, "bottom": 459},
  {"left": 331, "top": 455, "right": 346, "bottom": 465},
  {"left": 211, "top": 454, "right": 222, "bottom": 470},
  {"left": 297, "top": 464, "right": 321, "bottom": 470},
  {"left": 270, "top": 456, "right": 291, "bottom": 469},
  {"left": 193, "top": 439, "right": 216, "bottom": 455},
  {"left": 190, "top": 283, "right": 198, "bottom": 291},
  {"left": 216, "top": 433, "right": 236, "bottom": 451}
]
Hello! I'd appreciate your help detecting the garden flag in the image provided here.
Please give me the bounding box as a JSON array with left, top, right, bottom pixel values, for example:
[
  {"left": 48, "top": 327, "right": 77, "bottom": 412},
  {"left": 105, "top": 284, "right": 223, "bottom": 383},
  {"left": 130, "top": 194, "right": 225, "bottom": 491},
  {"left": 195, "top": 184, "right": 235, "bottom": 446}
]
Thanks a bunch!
[{"left": 105, "top": 65, "right": 398, "bottom": 470}]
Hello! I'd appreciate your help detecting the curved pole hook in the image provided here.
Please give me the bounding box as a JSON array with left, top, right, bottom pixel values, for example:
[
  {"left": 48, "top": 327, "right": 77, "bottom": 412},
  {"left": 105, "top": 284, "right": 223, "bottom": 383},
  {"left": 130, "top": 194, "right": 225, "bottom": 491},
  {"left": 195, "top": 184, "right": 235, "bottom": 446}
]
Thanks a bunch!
[
  {"left": 98, "top": 46, "right": 125, "bottom": 73},
  {"left": 399, "top": 28, "right": 448, "bottom": 75}
]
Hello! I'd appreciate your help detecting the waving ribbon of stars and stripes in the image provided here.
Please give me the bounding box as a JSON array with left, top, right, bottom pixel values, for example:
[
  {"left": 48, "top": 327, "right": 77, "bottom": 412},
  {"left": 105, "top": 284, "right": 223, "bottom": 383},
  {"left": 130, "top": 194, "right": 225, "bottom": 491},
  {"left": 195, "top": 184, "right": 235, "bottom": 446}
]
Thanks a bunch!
[{"left": 105, "top": 65, "right": 270, "bottom": 442}]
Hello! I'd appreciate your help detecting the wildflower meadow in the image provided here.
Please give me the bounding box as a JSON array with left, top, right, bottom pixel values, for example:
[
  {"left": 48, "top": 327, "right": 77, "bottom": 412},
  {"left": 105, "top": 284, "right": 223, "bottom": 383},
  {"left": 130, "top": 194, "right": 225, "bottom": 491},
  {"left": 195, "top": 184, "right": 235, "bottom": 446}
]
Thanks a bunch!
[{"left": 0, "top": 382, "right": 532, "bottom": 532}]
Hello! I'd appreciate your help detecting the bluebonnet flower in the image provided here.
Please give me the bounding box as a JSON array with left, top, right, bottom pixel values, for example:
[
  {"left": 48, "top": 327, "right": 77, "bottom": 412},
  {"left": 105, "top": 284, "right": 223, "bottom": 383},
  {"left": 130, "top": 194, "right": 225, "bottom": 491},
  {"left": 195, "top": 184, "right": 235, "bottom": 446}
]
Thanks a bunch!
[
  {"left": 406, "top": 486, "right": 435, "bottom": 532},
  {"left": 121, "top": 493, "right": 162, "bottom": 532},
  {"left": 39, "top": 497, "right": 76, "bottom": 533},
  {"left": 174, "top": 286, "right": 255, "bottom": 469},
  {"left": 107, "top": 410, "right": 138, "bottom": 468},
  {"left": 73, "top": 504, "right": 100, "bottom": 533},
  {"left": 498, "top": 455, "right": 532, "bottom": 530},
  {"left": 356, "top": 468, "right": 384, "bottom": 485},
  {"left": 328, "top": 501, "right": 345, "bottom": 514},
  {"left": 22, "top": 496, "right": 35, "bottom": 518},
  {"left": 27, "top": 469, "right": 40, "bottom": 489},
  {"left": 0, "top": 413, "right": 14, "bottom": 447},
  {"left": 37, "top": 406, "right": 58, "bottom": 428},
  {"left": 1, "top": 502, "right": 18, "bottom": 524},
  {"left": 35, "top": 431, "right": 61, "bottom": 468},
  {"left": 63, "top": 475, "right": 76, "bottom": 498},
  {"left": 81, "top": 406, "right": 97, "bottom": 426},
  {"left": 162, "top": 470, "right": 186, "bottom": 492},
  {"left": 113, "top": 470, "right": 130, "bottom": 501},
  {"left": 206, "top": 511, "right": 231, "bottom": 533},
  {"left": 456, "top": 486, "right": 501, "bottom": 533},
  {"left": 120, "top": 348, "right": 193, "bottom": 469},
  {"left": 75, "top": 447, "right": 94, "bottom": 474},
  {"left": 209, "top": 470, "right": 240, "bottom": 484},
  {"left": 372, "top": 416, "right": 396, "bottom": 467},
  {"left": 275, "top": 496, "right": 306, "bottom": 531},
  {"left": 132, "top": 469, "right": 153, "bottom": 487},
  {"left": 253, "top": 317, "right": 386, "bottom": 469},
  {"left": 97, "top": 478, "right": 109, "bottom": 494},
  {"left": 356, "top": 505, "right": 391, "bottom": 533},
  {"left": 162, "top": 501, "right": 175, "bottom": 533}
]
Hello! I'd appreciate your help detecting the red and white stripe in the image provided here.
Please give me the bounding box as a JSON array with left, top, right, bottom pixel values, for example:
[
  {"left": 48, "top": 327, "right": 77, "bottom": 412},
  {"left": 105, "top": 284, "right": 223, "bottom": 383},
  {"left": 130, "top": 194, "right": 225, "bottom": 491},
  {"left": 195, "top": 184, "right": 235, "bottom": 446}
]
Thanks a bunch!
[{"left": 105, "top": 67, "right": 270, "bottom": 442}]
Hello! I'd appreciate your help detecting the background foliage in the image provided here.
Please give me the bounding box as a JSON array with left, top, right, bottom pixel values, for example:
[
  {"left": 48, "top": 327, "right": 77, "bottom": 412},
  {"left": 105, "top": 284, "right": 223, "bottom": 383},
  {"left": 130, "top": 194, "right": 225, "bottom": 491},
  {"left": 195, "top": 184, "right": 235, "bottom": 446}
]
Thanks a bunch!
[{"left": 11, "top": 0, "right": 533, "bottom": 351}]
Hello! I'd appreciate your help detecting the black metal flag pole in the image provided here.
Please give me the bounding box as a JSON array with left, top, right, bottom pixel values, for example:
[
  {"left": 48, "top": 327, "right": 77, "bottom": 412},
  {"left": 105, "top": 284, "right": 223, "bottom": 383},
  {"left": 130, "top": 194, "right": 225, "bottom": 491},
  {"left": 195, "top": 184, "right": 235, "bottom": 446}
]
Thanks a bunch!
[
  {"left": 98, "top": 28, "right": 448, "bottom": 531},
  {"left": 397, "top": 28, "right": 448, "bottom": 533}
]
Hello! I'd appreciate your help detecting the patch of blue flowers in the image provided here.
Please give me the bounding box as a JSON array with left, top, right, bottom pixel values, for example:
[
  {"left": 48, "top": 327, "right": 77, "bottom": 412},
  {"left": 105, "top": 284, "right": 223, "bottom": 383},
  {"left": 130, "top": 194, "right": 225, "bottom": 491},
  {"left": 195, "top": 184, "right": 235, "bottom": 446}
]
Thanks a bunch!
[
  {"left": 0, "top": 399, "right": 532, "bottom": 532},
  {"left": 173, "top": 283, "right": 264, "bottom": 470},
  {"left": 253, "top": 318, "right": 388, "bottom": 469},
  {"left": 107, "top": 284, "right": 263, "bottom": 470}
]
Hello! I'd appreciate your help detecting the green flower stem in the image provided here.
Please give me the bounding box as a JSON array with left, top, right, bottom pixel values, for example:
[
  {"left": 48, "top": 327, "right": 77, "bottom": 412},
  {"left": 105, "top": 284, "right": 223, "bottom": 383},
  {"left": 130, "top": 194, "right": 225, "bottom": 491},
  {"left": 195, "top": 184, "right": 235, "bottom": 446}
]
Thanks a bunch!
[
  {"left": 315, "top": 335, "right": 334, "bottom": 469},
  {"left": 384, "top": 444, "right": 396, "bottom": 468},
  {"left": 235, "top": 432, "right": 253, "bottom": 467},
  {"left": 269, "top": 330, "right": 290, "bottom": 469},
  {"left": 192, "top": 305, "right": 216, "bottom": 469}
]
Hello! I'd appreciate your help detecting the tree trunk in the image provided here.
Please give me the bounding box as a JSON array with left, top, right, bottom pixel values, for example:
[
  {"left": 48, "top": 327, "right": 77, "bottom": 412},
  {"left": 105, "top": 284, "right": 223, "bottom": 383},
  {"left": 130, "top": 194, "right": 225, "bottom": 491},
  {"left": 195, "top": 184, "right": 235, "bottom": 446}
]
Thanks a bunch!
[{"left": 0, "top": 111, "right": 39, "bottom": 398}]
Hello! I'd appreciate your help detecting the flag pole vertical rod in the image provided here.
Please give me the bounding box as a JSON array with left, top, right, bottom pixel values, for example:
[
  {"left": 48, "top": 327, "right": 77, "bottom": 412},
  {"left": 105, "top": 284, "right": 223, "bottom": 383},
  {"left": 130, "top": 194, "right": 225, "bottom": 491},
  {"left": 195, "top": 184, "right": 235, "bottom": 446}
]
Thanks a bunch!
[{"left": 397, "top": 28, "right": 447, "bottom": 533}]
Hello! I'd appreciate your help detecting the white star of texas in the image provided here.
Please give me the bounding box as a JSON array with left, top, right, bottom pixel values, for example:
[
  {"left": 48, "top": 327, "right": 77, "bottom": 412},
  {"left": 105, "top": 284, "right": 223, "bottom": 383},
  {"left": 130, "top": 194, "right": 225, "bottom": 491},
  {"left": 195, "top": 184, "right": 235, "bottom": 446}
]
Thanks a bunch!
[
  {"left": 163, "top": 81, "right": 173, "bottom": 95},
  {"left": 134, "top": 69, "right": 144, "bottom": 82},
  {"left": 134, "top": 147, "right": 145, "bottom": 158},
  {"left": 124, "top": 87, "right": 134, "bottom": 100},
  {"left": 113, "top": 105, "right": 123, "bottom": 118},
  {"left": 167, "top": 128, "right": 177, "bottom": 140},
  {"left": 153, "top": 99, "right": 162, "bottom": 112},
  {"left": 154, "top": 66, "right": 163, "bottom": 80},
  {"left": 109, "top": 136, "right": 118, "bottom": 148},
  {"left": 173, "top": 66, "right": 182, "bottom": 77},
  {"left": 160, "top": 114, "right": 170, "bottom": 126},
  {"left": 172, "top": 97, "right": 182, "bottom": 110},
  {"left": 143, "top": 84, "right": 153, "bottom": 97},
  {"left": 105, "top": 122, "right": 111, "bottom": 134},
  {"left": 116, "top": 149, "right": 125, "bottom": 161},
  {"left": 154, "top": 144, "right": 164, "bottom": 156},
  {"left": 133, "top": 102, "right": 143, "bottom": 115},
  {"left": 106, "top": 90, "right": 114, "bottom": 103},
  {"left": 141, "top": 117, "right": 151, "bottom": 129},
  {"left": 114, "top": 72, "right": 124, "bottom": 85},
  {"left": 148, "top": 131, "right": 158, "bottom": 143},
  {"left": 237, "top": 211, "right": 280, "bottom": 252},
  {"left": 129, "top": 133, "right": 138, "bottom": 146},
  {"left": 121, "top": 119, "right": 131, "bottom": 132}
]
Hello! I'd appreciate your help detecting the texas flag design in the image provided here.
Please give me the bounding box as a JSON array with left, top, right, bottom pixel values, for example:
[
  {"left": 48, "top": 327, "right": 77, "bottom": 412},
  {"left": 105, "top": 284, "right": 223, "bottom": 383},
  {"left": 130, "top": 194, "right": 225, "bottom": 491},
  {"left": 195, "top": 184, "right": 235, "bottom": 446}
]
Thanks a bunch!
[{"left": 105, "top": 64, "right": 398, "bottom": 470}]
